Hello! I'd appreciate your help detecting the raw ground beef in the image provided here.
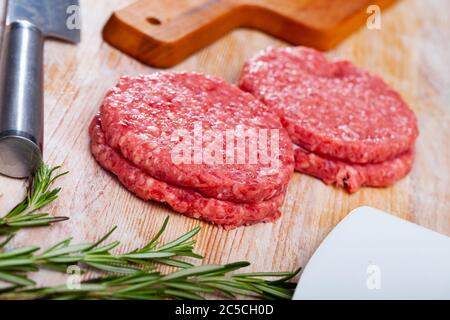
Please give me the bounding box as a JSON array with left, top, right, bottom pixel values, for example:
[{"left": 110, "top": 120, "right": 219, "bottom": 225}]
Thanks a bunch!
[
  {"left": 90, "top": 116, "right": 285, "bottom": 229},
  {"left": 294, "top": 145, "right": 414, "bottom": 193},
  {"left": 239, "top": 46, "right": 419, "bottom": 164},
  {"left": 100, "top": 72, "right": 294, "bottom": 204}
]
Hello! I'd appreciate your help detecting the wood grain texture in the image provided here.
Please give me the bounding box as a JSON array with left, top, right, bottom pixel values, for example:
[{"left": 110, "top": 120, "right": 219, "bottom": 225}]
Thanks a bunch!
[
  {"left": 102, "top": 0, "right": 397, "bottom": 67},
  {"left": 0, "top": 0, "right": 449, "bottom": 288}
]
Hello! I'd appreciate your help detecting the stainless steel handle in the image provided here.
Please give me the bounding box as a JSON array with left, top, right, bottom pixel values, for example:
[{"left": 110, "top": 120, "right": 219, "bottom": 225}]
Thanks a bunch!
[{"left": 0, "top": 20, "right": 44, "bottom": 178}]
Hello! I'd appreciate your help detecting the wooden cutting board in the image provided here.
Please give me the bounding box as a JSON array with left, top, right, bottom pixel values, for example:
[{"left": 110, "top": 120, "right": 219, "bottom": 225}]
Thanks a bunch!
[
  {"left": 0, "top": 0, "right": 449, "bottom": 289},
  {"left": 103, "top": 0, "right": 397, "bottom": 67}
]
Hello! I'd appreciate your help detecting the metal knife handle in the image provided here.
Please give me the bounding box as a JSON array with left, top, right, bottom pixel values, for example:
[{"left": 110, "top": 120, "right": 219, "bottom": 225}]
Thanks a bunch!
[{"left": 0, "top": 20, "right": 44, "bottom": 178}]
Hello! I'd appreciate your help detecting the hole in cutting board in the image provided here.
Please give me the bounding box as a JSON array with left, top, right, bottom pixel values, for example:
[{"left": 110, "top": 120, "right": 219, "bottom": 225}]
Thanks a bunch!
[{"left": 146, "top": 17, "right": 162, "bottom": 25}]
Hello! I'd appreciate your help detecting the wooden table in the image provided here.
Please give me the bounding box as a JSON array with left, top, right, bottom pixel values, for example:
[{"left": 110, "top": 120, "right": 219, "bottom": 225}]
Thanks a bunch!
[{"left": 1, "top": 0, "right": 449, "bottom": 287}]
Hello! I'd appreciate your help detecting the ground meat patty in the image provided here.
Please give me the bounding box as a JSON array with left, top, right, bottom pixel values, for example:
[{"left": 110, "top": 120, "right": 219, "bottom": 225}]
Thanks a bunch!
[
  {"left": 90, "top": 117, "right": 285, "bottom": 229},
  {"left": 294, "top": 145, "right": 414, "bottom": 193},
  {"left": 239, "top": 46, "right": 419, "bottom": 164},
  {"left": 100, "top": 72, "right": 294, "bottom": 204}
]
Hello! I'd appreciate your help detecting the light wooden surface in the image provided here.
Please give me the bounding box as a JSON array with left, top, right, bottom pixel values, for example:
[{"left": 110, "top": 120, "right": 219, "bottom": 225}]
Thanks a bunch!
[
  {"left": 0, "top": 0, "right": 449, "bottom": 287},
  {"left": 102, "top": 0, "right": 396, "bottom": 67}
]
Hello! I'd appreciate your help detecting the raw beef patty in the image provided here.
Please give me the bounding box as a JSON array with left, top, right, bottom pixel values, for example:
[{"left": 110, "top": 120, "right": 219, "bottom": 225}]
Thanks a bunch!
[
  {"left": 294, "top": 145, "right": 414, "bottom": 193},
  {"left": 239, "top": 46, "right": 419, "bottom": 164},
  {"left": 90, "top": 117, "right": 285, "bottom": 229},
  {"left": 100, "top": 72, "right": 294, "bottom": 203}
]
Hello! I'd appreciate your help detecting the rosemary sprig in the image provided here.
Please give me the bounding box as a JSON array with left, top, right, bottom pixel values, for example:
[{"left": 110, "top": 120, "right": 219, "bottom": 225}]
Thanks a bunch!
[
  {"left": 0, "top": 217, "right": 202, "bottom": 287},
  {"left": 0, "top": 217, "right": 299, "bottom": 300},
  {"left": 0, "top": 262, "right": 300, "bottom": 300},
  {"left": 0, "top": 164, "right": 68, "bottom": 235},
  {"left": 0, "top": 164, "right": 300, "bottom": 300}
]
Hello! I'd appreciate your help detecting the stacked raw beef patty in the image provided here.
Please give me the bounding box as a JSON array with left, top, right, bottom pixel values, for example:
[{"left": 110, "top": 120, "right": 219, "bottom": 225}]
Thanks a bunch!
[
  {"left": 90, "top": 72, "right": 294, "bottom": 228},
  {"left": 239, "top": 47, "right": 418, "bottom": 192}
]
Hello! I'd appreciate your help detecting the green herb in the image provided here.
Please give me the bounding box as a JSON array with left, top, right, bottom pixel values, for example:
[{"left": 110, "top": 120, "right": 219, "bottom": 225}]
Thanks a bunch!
[
  {"left": 0, "top": 164, "right": 300, "bottom": 300},
  {"left": 0, "top": 217, "right": 202, "bottom": 288},
  {"left": 0, "top": 218, "right": 299, "bottom": 300},
  {"left": 0, "top": 261, "right": 299, "bottom": 300},
  {"left": 0, "top": 164, "right": 68, "bottom": 235}
]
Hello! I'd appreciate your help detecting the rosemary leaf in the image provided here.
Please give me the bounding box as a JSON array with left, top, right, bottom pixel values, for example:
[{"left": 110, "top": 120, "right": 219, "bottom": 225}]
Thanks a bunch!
[
  {"left": 0, "top": 164, "right": 68, "bottom": 236},
  {"left": 0, "top": 164, "right": 300, "bottom": 300}
]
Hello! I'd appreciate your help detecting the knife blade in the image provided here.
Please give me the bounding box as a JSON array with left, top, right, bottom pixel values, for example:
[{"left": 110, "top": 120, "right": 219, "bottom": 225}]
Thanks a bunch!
[
  {"left": 6, "top": 0, "right": 80, "bottom": 43},
  {"left": 0, "top": 0, "right": 81, "bottom": 178}
]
